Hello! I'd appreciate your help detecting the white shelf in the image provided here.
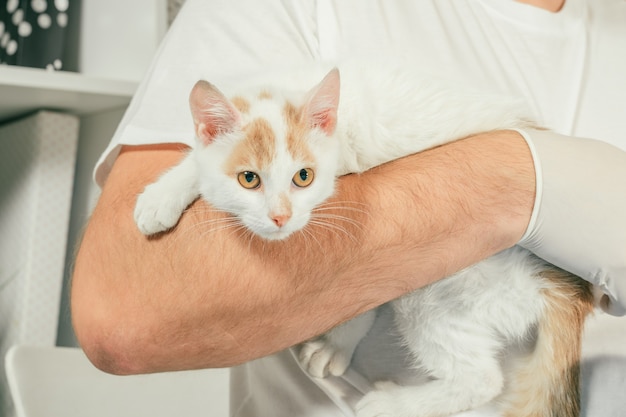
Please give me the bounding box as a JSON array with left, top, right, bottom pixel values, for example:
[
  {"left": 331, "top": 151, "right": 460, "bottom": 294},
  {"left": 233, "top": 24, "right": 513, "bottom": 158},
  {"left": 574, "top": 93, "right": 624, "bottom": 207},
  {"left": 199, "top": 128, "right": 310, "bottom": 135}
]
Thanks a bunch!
[{"left": 0, "top": 66, "right": 138, "bottom": 123}]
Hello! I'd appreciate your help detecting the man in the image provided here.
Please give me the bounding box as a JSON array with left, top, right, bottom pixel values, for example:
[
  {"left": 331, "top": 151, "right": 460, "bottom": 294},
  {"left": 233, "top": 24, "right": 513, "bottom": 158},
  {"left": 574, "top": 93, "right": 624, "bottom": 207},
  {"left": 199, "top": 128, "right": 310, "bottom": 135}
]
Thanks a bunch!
[{"left": 72, "top": 0, "right": 626, "bottom": 415}]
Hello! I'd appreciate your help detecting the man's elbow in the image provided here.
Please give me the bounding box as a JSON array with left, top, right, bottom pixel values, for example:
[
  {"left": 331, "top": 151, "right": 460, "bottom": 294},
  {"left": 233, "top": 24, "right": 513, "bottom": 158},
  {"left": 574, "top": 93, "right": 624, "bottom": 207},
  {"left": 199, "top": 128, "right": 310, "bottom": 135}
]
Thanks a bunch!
[
  {"left": 72, "top": 306, "right": 152, "bottom": 376},
  {"left": 71, "top": 282, "right": 253, "bottom": 374},
  {"left": 74, "top": 316, "right": 253, "bottom": 375},
  {"left": 70, "top": 279, "right": 159, "bottom": 375}
]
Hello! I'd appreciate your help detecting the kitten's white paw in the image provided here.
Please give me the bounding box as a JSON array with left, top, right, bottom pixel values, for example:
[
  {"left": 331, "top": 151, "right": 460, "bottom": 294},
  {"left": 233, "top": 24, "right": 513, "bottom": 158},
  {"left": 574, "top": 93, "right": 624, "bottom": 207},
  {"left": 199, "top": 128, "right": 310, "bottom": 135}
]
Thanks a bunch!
[
  {"left": 355, "top": 382, "right": 402, "bottom": 417},
  {"left": 134, "top": 185, "right": 187, "bottom": 235},
  {"left": 298, "top": 338, "right": 354, "bottom": 378}
]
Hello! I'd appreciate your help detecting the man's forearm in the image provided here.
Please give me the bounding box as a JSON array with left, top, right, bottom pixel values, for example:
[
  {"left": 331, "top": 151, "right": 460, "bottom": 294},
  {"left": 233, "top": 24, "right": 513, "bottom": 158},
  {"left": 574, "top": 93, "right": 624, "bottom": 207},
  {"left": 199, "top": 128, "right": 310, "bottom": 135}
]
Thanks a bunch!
[{"left": 71, "top": 131, "right": 535, "bottom": 374}]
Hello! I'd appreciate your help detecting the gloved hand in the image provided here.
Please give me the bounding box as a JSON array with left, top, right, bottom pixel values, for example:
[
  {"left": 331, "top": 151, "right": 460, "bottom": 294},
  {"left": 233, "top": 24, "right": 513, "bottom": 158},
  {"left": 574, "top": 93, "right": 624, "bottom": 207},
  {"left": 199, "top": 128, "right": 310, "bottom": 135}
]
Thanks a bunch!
[{"left": 516, "top": 128, "right": 626, "bottom": 316}]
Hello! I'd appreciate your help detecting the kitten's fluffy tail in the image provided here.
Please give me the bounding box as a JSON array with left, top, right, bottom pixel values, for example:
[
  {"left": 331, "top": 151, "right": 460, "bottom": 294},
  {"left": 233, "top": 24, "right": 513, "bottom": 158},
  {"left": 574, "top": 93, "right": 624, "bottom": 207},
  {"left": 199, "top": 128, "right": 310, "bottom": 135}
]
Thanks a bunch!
[{"left": 500, "top": 268, "right": 594, "bottom": 417}]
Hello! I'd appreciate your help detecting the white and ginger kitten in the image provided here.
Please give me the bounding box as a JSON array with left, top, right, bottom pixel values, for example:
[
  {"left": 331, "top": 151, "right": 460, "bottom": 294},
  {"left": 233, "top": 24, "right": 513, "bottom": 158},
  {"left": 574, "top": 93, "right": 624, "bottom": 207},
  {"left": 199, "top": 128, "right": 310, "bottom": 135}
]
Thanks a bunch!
[{"left": 134, "top": 63, "right": 593, "bottom": 417}]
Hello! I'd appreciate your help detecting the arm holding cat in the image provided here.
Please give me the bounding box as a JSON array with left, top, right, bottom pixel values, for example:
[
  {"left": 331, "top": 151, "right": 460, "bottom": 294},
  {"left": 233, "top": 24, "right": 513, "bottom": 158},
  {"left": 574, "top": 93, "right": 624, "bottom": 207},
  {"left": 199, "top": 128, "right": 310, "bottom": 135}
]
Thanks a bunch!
[
  {"left": 72, "top": 125, "right": 626, "bottom": 375},
  {"left": 71, "top": 130, "right": 536, "bottom": 375}
]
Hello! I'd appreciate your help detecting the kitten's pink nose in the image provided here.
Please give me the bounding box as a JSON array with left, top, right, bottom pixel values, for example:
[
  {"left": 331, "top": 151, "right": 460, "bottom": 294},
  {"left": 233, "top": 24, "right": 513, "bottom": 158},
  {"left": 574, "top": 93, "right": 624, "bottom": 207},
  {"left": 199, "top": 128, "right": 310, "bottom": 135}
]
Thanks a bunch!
[{"left": 271, "top": 214, "right": 290, "bottom": 227}]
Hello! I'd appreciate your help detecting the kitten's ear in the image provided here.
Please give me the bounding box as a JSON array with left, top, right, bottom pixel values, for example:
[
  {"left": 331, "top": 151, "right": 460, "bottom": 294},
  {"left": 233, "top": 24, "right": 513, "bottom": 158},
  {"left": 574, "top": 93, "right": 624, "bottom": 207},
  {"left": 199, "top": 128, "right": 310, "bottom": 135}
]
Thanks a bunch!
[
  {"left": 304, "top": 68, "right": 340, "bottom": 135},
  {"left": 189, "top": 80, "right": 240, "bottom": 145}
]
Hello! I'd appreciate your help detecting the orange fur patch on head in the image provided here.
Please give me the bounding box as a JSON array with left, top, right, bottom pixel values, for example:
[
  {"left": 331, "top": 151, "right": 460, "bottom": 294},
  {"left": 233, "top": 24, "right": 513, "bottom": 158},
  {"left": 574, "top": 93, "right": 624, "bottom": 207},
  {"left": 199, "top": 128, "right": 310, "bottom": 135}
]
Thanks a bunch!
[
  {"left": 283, "top": 102, "right": 300, "bottom": 126},
  {"left": 225, "top": 118, "right": 276, "bottom": 174},
  {"left": 283, "top": 102, "right": 315, "bottom": 164},
  {"left": 258, "top": 90, "right": 273, "bottom": 100},
  {"left": 230, "top": 96, "right": 250, "bottom": 114},
  {"left": 279, "top": 192, "right": 292, "bottom": 214},
  {"left": 273, "top": 192, "right": 293, "bottom": 219}
]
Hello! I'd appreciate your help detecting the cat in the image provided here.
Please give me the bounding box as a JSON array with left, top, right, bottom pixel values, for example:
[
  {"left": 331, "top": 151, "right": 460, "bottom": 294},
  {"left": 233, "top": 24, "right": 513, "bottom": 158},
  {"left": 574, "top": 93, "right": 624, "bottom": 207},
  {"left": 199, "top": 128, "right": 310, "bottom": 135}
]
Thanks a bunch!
[{"left": 133, "top": 63, "right": 594, "bottom": 417}]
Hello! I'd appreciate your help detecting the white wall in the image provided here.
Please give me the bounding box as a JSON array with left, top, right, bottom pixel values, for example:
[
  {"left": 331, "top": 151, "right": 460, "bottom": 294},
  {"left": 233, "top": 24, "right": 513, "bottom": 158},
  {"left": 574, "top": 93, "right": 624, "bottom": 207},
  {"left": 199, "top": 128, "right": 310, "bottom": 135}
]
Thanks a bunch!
[{"left": 78, "top": 0, "right": 168, "bottom": 81}]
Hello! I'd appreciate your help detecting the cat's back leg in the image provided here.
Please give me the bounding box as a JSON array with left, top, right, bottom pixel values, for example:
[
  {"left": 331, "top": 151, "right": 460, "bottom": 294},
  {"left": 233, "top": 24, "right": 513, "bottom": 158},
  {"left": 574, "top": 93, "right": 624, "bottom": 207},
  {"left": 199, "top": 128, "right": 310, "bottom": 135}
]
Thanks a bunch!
[
  {"left": 498, "top": 267, "right": 594, "bottom": 417},
  {"left": 356, "top": 301, "right": 507, "bottom": 417},
  {"left": 299, "top": 309, "right": 377, "bottom": 378}
]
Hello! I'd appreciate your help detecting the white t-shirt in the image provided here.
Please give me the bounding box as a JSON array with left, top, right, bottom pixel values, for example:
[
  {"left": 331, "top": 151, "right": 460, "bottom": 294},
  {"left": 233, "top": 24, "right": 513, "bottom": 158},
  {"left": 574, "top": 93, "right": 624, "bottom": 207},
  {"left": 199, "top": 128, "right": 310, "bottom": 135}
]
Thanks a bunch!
[{"left": 94, "top": 0, "right": 626, "bottom": 416}]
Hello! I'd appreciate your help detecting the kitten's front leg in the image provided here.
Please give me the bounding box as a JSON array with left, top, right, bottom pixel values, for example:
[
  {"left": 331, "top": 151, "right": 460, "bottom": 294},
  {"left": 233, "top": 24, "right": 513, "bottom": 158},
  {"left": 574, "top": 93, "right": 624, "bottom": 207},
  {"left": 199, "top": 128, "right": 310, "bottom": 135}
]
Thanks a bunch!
[
  {"left": 298, "top": 309, "right": 376, "bottom": 378},
  {"left": 134, "top": 155, "right": 200, "bottom": 235}
]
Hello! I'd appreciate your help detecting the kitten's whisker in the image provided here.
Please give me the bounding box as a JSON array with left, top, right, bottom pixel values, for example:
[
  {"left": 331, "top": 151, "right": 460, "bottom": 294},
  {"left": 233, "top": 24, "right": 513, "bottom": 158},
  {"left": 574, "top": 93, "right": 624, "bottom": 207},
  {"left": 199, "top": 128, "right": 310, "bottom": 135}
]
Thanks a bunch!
[
  {"left": 300, "top": 227, "right": 323, "bottom": 252},
  {"left": 308, "top": 223, "right": 356, "bottom": 244},
  {"left": 307, "top": 219, "right": 359, "bottom": 243},
  {"left": 167, "top": 215, "right": 242, "bottom": 249},
  {"left": 187, "top": 220, "right": 240, "bottom": 238},
  {"left": 199, "top": 217, "right": 242, "bottom": 226},
  {"left": 169, "top": 214, "right": 238, "bottom": 237},
  {"left": 197, "top": 221, "right": 245, "bottom": 240},
  {"left": 162, "top": 217, "right": 238, "bottom": 251},
  {"left": 315, "top": 200, "right": 369, "bottom": 207},
  {"left": 245, "top": 229, "right": 257, "bottom": 252},
  {"left": 181, "top": 207, "right": 231, "bottom": 219},
  {"left": 312, "top": 207, "right": 370, "bottom": 219},
  {"left": 315, "top": 200, "right": 369, "bottom": 208},
  {"left": 314, "top": 202, "right": 370, "bottom": 215},
  {"left": 310, "top": 213, "right": 365, "bottom": 232},
  {"left": 199, "top": 217, "right": 245, "bottom": 236}
]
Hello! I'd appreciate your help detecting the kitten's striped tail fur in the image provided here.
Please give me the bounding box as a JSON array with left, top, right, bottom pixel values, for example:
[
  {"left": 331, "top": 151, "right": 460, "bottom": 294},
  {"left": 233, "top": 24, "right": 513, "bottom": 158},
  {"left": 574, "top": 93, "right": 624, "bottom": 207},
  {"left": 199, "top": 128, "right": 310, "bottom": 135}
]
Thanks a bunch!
[{"left": 500, "top": 268, "right": 594, "bottom": 417}]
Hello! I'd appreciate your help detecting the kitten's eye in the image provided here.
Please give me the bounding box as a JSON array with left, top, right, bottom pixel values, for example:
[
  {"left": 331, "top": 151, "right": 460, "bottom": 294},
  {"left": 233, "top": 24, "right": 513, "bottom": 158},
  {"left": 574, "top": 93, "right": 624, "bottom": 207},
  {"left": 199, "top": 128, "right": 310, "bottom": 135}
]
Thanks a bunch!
[
  {"left": 292, "top": 168, "right": 314, "bottom": 188},
  {"left": 237, "top": 171, "right": 261, "bottom": 189}
]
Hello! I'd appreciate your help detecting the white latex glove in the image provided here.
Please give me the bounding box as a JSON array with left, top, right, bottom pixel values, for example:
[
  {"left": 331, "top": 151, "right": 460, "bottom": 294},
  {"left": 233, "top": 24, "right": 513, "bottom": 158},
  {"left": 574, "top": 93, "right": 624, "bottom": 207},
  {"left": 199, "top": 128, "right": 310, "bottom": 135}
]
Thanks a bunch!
[{"left": 517, "top": 129, "right": 626, "bottom": 316}]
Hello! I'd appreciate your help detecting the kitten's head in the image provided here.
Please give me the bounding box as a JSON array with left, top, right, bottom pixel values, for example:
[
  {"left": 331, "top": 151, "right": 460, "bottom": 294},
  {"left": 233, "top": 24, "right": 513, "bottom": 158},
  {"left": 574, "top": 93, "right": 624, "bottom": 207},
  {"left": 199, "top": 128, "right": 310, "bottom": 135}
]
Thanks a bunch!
[{"left": 189, "top": 68, "right": 341, "bottom": 240}]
